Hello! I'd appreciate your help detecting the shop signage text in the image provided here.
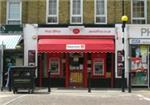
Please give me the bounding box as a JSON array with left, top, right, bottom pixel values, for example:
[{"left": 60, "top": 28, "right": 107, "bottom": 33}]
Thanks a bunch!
[
  {"left": 130, "top": 39, "right": 150, "bottom": 44},
  {"left": 141, "top": 28, "right": 150, "bottom": 36},
  {"left": 129, "top": 25, "right": 150, "bottom": 38},
  {"left": 66, "top": 44, "right": 85, "bottom": 50},
  {"left": 38, "top": 28, "right": 115, "bottom": 36}
]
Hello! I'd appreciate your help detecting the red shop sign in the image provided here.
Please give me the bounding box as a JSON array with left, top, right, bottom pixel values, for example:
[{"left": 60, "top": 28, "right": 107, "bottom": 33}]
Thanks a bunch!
[{"left": 73, "top": 28, "right": 80, "bottom": 34}]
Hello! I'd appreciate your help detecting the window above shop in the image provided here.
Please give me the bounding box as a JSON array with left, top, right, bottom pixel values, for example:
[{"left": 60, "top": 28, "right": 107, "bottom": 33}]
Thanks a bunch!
[
  {"left": 6, "top": 0, "right": 22, "bottom": 25},
  {"left": 46, "top": 0, "right": 59, "bottom": 24},
  {"left": 94, "top": 0, "right": 107, "bottom": 24},
  {"left": 70, "top": 0, "right": 83, "bottom": 24},
  {"left": 131, "top": 0, "right": 147, "bottom": 24}
]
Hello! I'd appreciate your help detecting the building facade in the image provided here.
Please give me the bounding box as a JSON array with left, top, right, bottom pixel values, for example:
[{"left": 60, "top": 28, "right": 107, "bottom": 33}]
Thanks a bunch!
[
  {"left": 127, "top": 25, "right": 150, "bottom": 87},
  {"left": 1, "top": 0, "right": 150, "bottom": 88}
]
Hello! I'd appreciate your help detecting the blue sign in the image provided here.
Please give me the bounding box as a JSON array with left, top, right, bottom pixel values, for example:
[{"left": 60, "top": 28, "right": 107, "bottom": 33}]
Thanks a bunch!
[{"left": 130, "top": 39, "right": 140, "bottom": 44}]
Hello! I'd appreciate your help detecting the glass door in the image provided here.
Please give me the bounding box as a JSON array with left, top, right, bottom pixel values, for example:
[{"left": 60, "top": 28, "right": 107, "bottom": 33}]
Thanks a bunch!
[
  {"left": 130, "top": 45, "right": 149, "bottom": 86},
  {"left": 69, "top": 53, "right": 84, "bottom": 87}
]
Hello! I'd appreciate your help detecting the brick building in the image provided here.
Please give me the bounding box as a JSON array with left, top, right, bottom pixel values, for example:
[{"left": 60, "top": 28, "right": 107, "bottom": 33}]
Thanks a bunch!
[
  {"left": 1, "top": 0, "right": 150, "bottom": 24},
  {"left": 1, "top": 0, "right": 150, "bottom": 88}
]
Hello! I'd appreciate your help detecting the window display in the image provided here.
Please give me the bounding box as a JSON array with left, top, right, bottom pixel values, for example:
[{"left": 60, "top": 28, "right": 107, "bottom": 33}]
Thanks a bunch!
[
  {"left": 93, "top": 59, "right": 104, "bottom": 76},
  {"left": 130, "top": 45, "right": 148, "bottom": 86},
  {"left": 49, "top": 58, "right": 60, "bottom": 75}
]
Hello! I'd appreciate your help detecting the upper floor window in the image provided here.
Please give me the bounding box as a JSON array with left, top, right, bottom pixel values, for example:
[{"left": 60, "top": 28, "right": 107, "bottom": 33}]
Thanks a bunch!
[
  {"left": 47, "top": 0, "right": 59, "bottom": 24},
  {"left": 95, "top": 0, "right": 107, "bottom": 24},
  {"left": 70, "top": 0, "right": 83, "bottom": 24},
  {"left": 131, "top": 0, "right": 147, "bottom": 24},
  {"left": 7, "top": 0, "right": 22, "bottom": 24}
]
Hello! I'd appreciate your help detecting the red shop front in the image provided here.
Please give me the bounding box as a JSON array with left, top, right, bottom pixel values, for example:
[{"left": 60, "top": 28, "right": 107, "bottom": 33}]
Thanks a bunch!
[{"left": 37, "top": 27, "right": 115, "bottom": 88}]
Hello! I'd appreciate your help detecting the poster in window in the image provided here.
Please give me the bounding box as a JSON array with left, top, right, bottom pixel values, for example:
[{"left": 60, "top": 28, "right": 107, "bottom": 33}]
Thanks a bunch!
[
  {"left": 117, "top": 51, "right": 123, "bottom": 77},
  {"left": 140, "top": 46, "right": 148, "bottom": 63},
  {"left": 130, "top": 45, "right": 148, "bottom": 86},
  {"left": 93, "top": 59, "right": 104, "bottom": 76},
  {"left": 49, "top": 58, "right": 60, "bottom": 75},
  {"left": 28, "top": 50, "right": 35, "bottom": 66},
  {"left": 131, "top": 46, "right": 148, "bottom": 72}
]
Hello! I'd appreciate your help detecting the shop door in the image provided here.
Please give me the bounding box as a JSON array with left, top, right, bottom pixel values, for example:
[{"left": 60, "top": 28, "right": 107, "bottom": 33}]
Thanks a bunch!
[
  {"left": 130, "top": 45, "right": 149, "bottom": 86},
  {"left": 69, "top": 53, "right": 84, "bottom": 87}
]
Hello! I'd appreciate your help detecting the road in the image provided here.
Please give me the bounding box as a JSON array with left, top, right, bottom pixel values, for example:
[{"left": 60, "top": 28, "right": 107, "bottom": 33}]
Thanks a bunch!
[{"left": 1, "top": 88, "right": 150, "bottom": 105}]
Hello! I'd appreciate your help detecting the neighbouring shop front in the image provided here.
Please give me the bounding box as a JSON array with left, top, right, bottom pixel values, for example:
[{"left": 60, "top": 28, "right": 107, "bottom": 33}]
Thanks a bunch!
[
  {"left": 0, "top": 25, "right": 23, "bottom": 89},
  {"left": 128, "top": 25, "right": 150, "bottom": 87},
  {"left": 24, "top": 24, "right": 116, "bottom": 88}
]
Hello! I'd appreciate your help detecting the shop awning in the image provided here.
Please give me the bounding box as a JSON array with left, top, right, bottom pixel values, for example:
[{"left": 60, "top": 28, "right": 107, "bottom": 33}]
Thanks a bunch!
[
  {"left": 0, "top": 35, "right": 22, "bottom": 49},
  {"left": 38, "top": 39, "right": 114, "bottom": 53}
]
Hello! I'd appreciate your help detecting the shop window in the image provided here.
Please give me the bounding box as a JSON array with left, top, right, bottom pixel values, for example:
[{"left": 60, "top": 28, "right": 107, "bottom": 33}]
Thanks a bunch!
[
  {"left": 131, "top": 0, "right": 147, "bottom": 24},
  {"left": 7, "top": 0, "right": 22, "bottom": 24},
  {"left": 70, "top": 0, "right": 83, "bottom": 24},
  {"left": 47, "top": 0, "right": 59, "bottom": 24},
  {"left": 95, "top": 0, "right": 107, "bottom": 24},
  {"left": 49, "top": 58, "right": 60, "bottom": 75},
  {"left": 130, "top": 45, "right": 148, "bottom": 86},
  {"left": 93, "top": 59, "right": 104, "bottom": 76}
]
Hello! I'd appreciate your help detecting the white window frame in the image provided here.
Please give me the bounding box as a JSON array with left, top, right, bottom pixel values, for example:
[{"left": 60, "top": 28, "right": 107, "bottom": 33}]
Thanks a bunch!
[
  {"left": 46, "top": 0, "right": 59, "bottom": 24},
  {"left": 94, "top": 0, "right": 107, "bottom": 24},
  {"left": 70, "top": 0, "right": 83, "bottom": 24},
  {"left": 6, "top": 0, "right": 22, "bottom": 24},
  {"left": 131, "top": 0, "right": 147, "bottom": 24}
]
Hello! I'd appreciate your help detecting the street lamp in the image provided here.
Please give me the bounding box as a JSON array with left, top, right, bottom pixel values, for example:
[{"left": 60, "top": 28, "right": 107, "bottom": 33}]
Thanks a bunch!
[{"left": 121, "top": 15, "right": 128, "bottom": 92}]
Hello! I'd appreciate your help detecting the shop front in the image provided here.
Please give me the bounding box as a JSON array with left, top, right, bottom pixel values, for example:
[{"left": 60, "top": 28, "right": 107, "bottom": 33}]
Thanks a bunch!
[
  {"left": 128, "top": 25, "right": 150, "bottom": 87},
  {"left": 37, "top": 26, "right": 115, "bottom": 88},
  {"left": 0, "top": 25, "right": 23, "bottom": 89}
]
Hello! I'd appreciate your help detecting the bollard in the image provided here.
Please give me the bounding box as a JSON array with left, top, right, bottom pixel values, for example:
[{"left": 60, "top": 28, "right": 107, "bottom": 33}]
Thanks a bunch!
[
  {"left": 128, "top": 72, "right": 131, "bottom": 93},
  {"left": 88, "top": 72, "right": 91, "bottom": 93},
  {"left": 48, "top": 70, "right": 51, "bottom": 93}
]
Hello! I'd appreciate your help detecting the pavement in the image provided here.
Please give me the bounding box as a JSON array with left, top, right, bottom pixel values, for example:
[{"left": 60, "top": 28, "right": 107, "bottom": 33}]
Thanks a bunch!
[{"left": 0, "top": 88, "right": 150, "bottom": 105}]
